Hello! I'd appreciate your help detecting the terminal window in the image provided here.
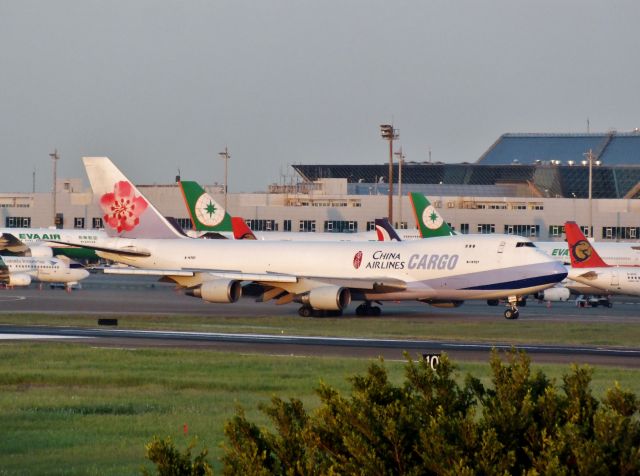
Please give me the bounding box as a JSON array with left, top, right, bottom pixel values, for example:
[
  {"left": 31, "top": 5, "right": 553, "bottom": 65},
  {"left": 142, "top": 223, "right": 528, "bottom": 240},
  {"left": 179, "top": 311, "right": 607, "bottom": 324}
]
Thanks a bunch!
[
  {"left": 92, "top": 217, "right": 103, "bottom": 229},
  {"left": 175, "top": 218, "right": 192, "bottom": 230},
  {"left": 602, "top": 227, "right": 640, "bottom": 240},
  {"left": 324, "top": 220, "right": 357, "bottom": 233},
  {"left": 366, "top": 221, "right": 375, "bottom": 231},
  {"left": 299, "top": 220, "right": 316, "bottom": 232},
  {"left": 549, "top": 225, "right": 565, "bottom": 237},
  {"left": 74, "top": 217, "right": 85, "bottom": 229},
  {"left": 283, "top": 220, "right": 292, "bottom": 232},
  {"left": 477, "top": 224, "right": 495, "bottom": 234},
  {"left": 247, "top": 219, "right": 277, "bottom": 231},
  {"left": 504, "top": 224, "right": 540, "bottom": 238},
  {"left": 5, "top": 217, "right": 31, "bottom": 228}
]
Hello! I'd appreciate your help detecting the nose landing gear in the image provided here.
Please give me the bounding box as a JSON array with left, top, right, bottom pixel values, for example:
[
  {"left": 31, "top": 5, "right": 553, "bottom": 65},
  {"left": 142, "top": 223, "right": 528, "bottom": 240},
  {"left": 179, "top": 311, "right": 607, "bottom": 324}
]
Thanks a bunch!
[{"left": 504, "top": 296, "right": 520, "bottom": 320}]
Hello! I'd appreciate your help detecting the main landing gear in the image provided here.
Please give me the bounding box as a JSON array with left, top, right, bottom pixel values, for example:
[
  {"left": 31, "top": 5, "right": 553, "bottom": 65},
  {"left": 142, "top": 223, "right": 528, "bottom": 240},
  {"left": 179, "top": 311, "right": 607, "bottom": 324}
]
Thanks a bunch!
[
  {"left": 355, "top": 301, "right": 381, "bottom": 317},
  {"left": 503, "top": 296, "right": 520, "bottom": 320}
]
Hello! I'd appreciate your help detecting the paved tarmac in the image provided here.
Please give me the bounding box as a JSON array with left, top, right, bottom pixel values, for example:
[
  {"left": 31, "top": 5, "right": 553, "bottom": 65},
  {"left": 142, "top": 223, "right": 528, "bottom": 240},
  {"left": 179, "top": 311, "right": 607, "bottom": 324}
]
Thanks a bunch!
[{"left": 1, "top": 274, "right": 639, "bottom": 367}]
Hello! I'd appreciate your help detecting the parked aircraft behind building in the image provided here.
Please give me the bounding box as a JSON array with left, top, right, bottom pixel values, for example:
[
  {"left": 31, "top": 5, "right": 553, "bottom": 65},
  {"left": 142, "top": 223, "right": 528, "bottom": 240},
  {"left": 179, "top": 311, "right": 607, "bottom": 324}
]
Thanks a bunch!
[
  {"left": 0, "top": 255, "right": 89, "bottom": 288},
  {"left": 0, "top": 229, "right": 103, "bottom": 260},
  {"left": 58, "top": 157, "right": 568, "bottom": 319},
  {"left": 178, "top": 180, "right": 424, "bottom": 241}
]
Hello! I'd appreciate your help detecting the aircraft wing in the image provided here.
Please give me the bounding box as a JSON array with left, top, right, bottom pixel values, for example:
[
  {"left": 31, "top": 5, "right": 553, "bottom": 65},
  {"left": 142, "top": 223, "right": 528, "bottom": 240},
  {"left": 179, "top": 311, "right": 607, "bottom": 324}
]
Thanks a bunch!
[
  {"left": 0, "top": 233, "right": 30, "bottom": 254},
  {"left": 103, "top": 266, "right": 406, "bottom": 292},
  {"left": 567, "top": 269, "right": 600, "bottom": 281},
  {"left": 103, "top": 267, "right": 298, "bottom": 283}
]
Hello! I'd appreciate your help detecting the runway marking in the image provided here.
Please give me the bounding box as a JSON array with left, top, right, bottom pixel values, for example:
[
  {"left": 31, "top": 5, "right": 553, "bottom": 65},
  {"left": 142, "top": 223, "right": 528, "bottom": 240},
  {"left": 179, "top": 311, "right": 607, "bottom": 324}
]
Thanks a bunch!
[
  {"left": 0, "top": 334, "right": 86, "bottom": 340},
  {"left": 0, "top": 296, "right": 27, "bottom": 302}
]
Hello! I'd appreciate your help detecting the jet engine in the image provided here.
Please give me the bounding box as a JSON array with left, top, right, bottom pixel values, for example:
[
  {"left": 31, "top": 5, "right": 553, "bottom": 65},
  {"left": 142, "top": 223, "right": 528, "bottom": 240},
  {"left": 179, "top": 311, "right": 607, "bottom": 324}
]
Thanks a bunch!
[
  {"left": 420, "top": 299, "right": 464, "bottom": 308},
  {"left": 24, "top": 246, "right": 54, "bottom": 258},
  {"left": 7, "top": 274, "right": 32, "bottom": 286},
  {"left": 300, "top": 286, "right": 351, "bottom": 311},
  {"left": 186, "top": 279, "right": 242, "bottom": 303},
  {"left": 536, "top": 287, "right": 571, "bottom": 302}
]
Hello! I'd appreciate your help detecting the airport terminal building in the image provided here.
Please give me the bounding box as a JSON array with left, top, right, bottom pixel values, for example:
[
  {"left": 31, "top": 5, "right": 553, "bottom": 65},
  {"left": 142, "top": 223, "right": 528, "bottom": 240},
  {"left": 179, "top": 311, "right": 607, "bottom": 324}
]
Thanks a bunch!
[{"left": 3, "top": 132, "right": 640, "bottom": 242}]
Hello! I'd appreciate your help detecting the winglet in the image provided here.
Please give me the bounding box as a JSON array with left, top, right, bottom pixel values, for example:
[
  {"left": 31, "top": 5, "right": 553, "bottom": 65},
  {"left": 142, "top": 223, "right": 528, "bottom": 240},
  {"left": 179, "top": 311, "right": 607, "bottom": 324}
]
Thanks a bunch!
[
  {"left": 374, "top": 218, "right": 402, "bottom": 241},
  {"left": 83, "top": 157, "right": 184, "bottom": 239},
  {"left": 231, "top": 217, "right": 257, "bottom": 240},
  {"left": 178, "top": 181, "right": 233, "bottom": 232},
  {"left": 564, "top": 221, "right": 609, "bottom": 268},
  {"left": 409, "top": 193, "right": 455, "bottom": 238}
]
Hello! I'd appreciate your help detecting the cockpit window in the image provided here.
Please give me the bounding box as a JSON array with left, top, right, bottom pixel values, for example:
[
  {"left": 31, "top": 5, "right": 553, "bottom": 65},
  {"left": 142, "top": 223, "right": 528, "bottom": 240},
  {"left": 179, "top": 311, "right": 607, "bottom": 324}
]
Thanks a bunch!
[{"left": 516, "top": 242, "right": 536, "bottom": 248}]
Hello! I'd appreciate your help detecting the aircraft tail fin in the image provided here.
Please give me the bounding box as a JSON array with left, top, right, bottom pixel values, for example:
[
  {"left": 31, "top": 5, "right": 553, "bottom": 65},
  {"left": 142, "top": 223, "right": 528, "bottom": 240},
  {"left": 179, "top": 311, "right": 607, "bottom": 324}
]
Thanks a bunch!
[
  {"left": 178, "top": 181, "right": 233, "bottom": 232},
  {"left": 564, "top": 221, "right": 609, "bottom": 268},
  {"left": 231, "top": 217, "right": 257, "bottom": 240},
  {"left": 82, "top": 157, "right": 184, "bottom": 239},
  {"left": 409, "top": 193, "right": 455, "bottom": 238},
  {"left": 375, "top": 218, "right": 402, "bottom": 241}
]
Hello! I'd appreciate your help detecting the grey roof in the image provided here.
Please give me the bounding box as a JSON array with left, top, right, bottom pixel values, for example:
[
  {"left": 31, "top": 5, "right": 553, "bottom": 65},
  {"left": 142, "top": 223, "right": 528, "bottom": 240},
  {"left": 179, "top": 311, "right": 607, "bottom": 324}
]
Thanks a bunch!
[
  {"left": 292, "top": 131, "right": 640, "bottom": 199},
  {"left": 477, "top": 132, "right": 640, "bottom": 166}
]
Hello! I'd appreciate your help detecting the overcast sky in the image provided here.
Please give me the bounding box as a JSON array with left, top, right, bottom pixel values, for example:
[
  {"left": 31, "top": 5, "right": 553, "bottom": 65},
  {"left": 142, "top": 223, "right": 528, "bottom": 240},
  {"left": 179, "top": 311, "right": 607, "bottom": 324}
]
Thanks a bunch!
[{"left": 1, "top": 1, "right": 639, "bottom": 193}]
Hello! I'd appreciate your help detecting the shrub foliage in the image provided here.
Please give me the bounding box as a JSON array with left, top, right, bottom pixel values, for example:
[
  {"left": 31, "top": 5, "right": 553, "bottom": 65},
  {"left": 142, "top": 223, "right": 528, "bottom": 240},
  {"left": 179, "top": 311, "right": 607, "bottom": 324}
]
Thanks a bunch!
[{"left": 221, "top": 350, "right": 640, "bottom": 475}]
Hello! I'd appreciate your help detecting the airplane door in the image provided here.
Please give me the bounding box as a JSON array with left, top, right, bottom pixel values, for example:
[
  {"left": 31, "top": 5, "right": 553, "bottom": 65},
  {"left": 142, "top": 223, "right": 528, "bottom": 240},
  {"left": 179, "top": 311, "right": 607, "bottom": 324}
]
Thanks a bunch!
[
  {"left": 495, "top": 240, "right": 506, "bottom": 264},
  {"left": 611, "top": 270, "right": 619, "bottom": 288}
]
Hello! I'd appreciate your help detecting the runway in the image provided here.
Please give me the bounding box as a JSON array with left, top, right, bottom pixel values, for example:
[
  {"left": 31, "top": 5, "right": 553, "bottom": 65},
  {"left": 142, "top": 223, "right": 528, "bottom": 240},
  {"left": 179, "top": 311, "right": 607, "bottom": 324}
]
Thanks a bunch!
[
  {"left": 0, "top": 324, "right": 639, "bottom": 367},
  {"left": 2, "top": 274, "right": 640, "bottom": 322},
  {"left": 1, "top": 274, "right": 640, "bottom": 367}
]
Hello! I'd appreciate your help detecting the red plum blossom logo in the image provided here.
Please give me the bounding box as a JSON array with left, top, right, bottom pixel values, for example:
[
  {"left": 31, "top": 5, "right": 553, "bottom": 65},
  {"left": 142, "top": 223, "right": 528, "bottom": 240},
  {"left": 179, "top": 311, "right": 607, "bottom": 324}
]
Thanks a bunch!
[
  {"left": 100, "top": 181, "right": 148, "bottom": 232},
  {"left": 353, "top": 251, "right": 363, "bottom": 269}
]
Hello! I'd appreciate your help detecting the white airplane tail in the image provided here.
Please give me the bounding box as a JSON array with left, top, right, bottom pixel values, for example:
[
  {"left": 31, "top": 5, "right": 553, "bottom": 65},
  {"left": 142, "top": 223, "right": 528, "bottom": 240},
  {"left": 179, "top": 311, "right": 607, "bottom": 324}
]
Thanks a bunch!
[{"left": 83, "top": 157, "right": 184, "bottom": 239}]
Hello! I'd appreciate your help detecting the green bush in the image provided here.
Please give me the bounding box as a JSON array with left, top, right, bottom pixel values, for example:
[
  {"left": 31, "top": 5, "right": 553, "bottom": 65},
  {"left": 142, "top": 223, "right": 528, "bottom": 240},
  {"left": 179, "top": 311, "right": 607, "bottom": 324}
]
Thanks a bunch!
[
  {"left": 142, "top": 436, "right": 213, "bottom": 476},
  {"left": 221, "top": 350, "right": 640, "bottom": 475}
]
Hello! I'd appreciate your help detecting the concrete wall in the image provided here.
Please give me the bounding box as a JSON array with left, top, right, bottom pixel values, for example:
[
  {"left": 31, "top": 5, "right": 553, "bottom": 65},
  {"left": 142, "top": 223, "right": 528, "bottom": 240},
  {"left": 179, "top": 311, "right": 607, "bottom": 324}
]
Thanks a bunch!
[{"left": 2, "top": 179, "right": 638, "bottom": 242}]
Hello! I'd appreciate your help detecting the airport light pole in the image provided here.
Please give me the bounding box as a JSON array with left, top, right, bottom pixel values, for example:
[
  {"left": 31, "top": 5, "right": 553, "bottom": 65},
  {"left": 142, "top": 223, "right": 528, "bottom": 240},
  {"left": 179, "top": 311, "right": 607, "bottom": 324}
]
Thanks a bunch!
[
  {"left": 219, "top": 146, "right": 231, "bottom": 210},
  {"left": 380, "top": 124, "right": 399, "bottom": 224},
  {"left": 584, "top": 149, "right": 594, "bottom": 238},
  {"left": 49, "top": 149, "right": 59, "bottom": 227},
  {"left": 395, "top": 147, "right": 405, "bottom": 228}
]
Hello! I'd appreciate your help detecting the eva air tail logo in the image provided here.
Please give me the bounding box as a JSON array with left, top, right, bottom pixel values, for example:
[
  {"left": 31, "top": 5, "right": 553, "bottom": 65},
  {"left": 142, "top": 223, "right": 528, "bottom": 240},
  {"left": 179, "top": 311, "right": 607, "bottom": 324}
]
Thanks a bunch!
[
  {"left": 421, "top": 205, "right": 443, "bottom": 230},
  {"left": 195, "top": 193, "right": 225, "bottom": 227}
]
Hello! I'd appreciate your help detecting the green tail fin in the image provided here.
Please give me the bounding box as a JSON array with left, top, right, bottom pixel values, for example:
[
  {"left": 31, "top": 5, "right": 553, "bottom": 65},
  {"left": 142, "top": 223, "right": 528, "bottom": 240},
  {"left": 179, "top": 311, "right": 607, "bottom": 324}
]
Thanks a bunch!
[
  {"left": 409, "top": 193, "right": 455, "bottom": 238},
  {"left": 179, "top": 181, "right": 233, "bottom": 232}
]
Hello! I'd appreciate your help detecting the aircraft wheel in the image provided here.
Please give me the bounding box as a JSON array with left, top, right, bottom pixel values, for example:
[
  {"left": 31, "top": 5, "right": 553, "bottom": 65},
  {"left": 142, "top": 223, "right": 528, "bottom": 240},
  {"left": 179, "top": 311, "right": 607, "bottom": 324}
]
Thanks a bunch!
[
  {"left": 298, "top": 306, "right": 312, "bottom": 318},
  {"left": 355, "top": 304, "right": 366, "bottom": 316},
  {"left": 371, "top": 306, "right": 381, "bottom": 316},
  {"left": 504, "top": 308, "right": 518, "bottom": 320}
]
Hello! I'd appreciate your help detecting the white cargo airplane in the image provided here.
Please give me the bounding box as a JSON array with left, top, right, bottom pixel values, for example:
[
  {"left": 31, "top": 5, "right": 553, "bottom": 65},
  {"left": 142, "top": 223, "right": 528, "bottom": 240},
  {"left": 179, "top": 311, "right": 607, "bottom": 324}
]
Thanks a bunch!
[
  {"left": 58, "top": 157, "right": 567, "bottom": 319},
  {"left": 0, "top": 255, "right": 89, "bottom": 288}
]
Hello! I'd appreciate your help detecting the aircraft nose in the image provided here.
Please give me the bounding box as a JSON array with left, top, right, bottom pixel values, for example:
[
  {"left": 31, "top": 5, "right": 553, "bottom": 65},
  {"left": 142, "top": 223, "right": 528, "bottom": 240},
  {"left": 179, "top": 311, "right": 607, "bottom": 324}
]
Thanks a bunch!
[
  {"left": 550, "top": 261, "right": 568, "bottom": 283},
  {"left": 76, "top": 269, "right": 90, "bottom": 281}
]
